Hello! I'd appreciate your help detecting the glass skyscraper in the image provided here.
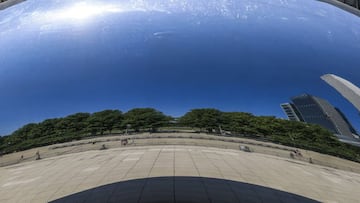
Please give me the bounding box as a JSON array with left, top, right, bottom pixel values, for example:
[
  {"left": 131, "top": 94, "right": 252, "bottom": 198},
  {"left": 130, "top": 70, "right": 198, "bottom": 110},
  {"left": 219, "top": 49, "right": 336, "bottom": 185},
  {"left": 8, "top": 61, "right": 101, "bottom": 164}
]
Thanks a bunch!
[
  {"left": 283, "top": 94, "right": 356, "bottom": 139},
  {"left": 280, "top": 103, "right": 303, "bottom": 122}
]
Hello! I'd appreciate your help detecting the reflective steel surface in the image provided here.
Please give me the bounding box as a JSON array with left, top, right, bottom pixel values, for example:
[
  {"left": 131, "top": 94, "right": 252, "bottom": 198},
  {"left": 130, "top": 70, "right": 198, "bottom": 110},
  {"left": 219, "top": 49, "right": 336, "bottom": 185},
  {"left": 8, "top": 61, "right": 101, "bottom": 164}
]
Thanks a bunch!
[{"left": 0, "top": 0, "right": 360, "bottom": 134}]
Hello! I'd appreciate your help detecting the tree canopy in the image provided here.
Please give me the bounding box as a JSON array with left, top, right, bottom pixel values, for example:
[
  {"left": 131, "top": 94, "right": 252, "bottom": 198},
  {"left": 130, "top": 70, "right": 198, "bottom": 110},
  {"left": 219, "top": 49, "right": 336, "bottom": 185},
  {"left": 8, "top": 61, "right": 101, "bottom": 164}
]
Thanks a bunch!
[
  {"left": 87, "top": 110, "right": 123, "bottom": 135},
  {"left": 123, "top": 108, "right": 171, "bottom": 132},
  {"left": 179, "top": 108, "right": 223, "bottom": 132}
]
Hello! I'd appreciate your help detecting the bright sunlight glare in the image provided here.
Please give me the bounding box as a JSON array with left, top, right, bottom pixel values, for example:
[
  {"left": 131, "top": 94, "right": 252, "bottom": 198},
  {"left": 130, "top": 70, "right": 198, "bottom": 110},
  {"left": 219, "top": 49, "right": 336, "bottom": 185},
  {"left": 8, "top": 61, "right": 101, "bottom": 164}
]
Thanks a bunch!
[{"left": 49, "top": 2, "right": 124, "bottom": 21}]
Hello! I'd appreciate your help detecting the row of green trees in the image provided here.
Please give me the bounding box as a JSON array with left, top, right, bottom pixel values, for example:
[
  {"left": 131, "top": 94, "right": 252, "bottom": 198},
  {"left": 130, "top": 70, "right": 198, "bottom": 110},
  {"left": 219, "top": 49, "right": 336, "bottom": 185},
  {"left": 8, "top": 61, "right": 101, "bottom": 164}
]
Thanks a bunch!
[
  {"left": 180, "top": 109, "right": 360, "bottom": 162},
  {"left": 0, "top": 108, "right": 170, "bottom": 153},
  {"left": 1, "top": 108, "right": 359, "bottom": 162}
]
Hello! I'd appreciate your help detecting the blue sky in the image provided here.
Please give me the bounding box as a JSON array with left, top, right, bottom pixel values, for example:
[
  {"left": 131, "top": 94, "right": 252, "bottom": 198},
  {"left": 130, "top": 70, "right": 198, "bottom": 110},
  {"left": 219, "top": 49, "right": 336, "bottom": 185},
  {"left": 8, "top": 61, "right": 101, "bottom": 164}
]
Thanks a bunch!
[{"left": 0, "top": 0, "right": 360, "bottom": 135}]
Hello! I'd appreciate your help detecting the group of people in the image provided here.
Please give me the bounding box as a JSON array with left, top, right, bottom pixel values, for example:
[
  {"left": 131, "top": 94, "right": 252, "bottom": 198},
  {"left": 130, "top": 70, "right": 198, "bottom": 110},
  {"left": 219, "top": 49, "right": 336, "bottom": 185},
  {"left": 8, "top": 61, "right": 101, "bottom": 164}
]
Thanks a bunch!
[{"left": 290, "top": 149, "right": 302, "bottom": 159}]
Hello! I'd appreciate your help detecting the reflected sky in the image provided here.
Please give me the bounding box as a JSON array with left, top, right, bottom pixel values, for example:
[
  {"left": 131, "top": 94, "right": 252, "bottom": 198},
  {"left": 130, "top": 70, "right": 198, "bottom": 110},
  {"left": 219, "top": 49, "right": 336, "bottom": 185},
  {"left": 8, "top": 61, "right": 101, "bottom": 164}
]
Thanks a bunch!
[{"left": 0, "top": 0, "right": 360, "bottom": 135}]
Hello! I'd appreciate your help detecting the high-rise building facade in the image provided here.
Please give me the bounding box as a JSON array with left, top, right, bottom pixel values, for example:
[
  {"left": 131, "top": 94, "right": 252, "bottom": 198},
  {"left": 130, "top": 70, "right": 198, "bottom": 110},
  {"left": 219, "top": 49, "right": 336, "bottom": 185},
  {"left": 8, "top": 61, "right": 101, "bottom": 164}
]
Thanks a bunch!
[
  {"left": 334, "top": 107, "right": 358, "bottom": 135},
  {"left": 285, "top": 94, "right": 355, "bottom": 138},
  {"left": 321, "top": 74, "right": 360, "bottom": 113},
  {"left": 280, "top": 103, "right": 303, "bottom": 122}
]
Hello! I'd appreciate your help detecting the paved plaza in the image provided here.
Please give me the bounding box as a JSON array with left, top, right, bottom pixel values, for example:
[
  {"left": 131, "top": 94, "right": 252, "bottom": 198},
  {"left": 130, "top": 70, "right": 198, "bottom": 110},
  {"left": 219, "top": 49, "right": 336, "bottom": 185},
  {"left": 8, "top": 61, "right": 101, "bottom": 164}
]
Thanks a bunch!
[{"left": 0, "top": 145, "right": 359, "bottom": 203}]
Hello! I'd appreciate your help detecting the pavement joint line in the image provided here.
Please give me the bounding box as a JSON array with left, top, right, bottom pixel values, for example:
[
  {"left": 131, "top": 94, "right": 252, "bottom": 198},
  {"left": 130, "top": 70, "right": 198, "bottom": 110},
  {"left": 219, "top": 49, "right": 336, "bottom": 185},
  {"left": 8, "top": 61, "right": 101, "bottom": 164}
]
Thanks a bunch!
[
  {"left": 220, "top": 151, "right": 270, "bottom": 201},
  {"left": 189, "top": 146, "right": 212, "bottom": 203},
  {"left": 95, "top": 151, "right": 131, "bottom": 203},
  {"left": 19, "top": 157, "right": 63, "bottom": 202},
  {"left": 173, "top": 146, "right": 176, "bottom": 203},
  {"left": 135, "top": 147, "right": 161, "bottom": 203},
  {"left": 205, "top": 149, "right": 242, "bottom": 203},
  {"left": 46, "top": 165, "right": 83, "bottom": 201},
  {"left": 73, "top": 150, "right": 127, "bottom": 203}
]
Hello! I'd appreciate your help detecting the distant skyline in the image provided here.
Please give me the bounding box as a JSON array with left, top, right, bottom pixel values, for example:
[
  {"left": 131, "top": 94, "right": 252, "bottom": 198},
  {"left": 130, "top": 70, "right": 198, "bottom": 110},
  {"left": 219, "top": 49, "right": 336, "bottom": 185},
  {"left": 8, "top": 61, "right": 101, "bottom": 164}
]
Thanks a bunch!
[{"left": 1, "top": 0, "right": 360, "bottom": 135}]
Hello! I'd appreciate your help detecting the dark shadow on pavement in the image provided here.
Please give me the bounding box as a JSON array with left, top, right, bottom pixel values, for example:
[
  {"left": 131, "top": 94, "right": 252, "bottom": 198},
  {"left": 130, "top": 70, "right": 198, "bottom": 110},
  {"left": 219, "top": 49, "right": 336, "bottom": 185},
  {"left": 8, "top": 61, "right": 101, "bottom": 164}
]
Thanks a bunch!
[{"left": 49, "top": 176, "right": 320, "bottom": 203}]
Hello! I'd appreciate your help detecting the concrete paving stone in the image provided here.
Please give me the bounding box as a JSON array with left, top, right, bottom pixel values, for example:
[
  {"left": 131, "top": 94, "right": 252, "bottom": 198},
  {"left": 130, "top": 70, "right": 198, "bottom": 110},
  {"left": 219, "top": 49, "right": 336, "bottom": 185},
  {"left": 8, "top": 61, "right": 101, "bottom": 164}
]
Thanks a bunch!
[
  {"left": 149, "top": 170, "right": 174, "bottom": 177},
  {"left": 175, "top": 171, "right": 199, "bottom": 176},
  {"left": 50, "top": 192, "right": 73, "bottom": 202},
  {"left": 51, "top": 186, "right": 79, "bottom": 197},
  {"left": 34, "top": 189, "right": 56, "bottom": 198},
  {"left": 175, "top": 160, "right": 193, "bottom": 163},
  {"left": 174, "top": 165, "right": 197, "bottom": 169},
  {"left": 174, "top": 151, "right": 191, "bottom": 154},
  {"left": 78, "top": 179, "right": 102, "bottom": 186},
  {"left": 192, "top": 159, "right": 212, "bottom": 164},
  {"left": 113, "top": 163, "right": 135, "bottom": 168},
  {"left": 157, "top": 156, "right": 174, "bottom": 160},
  {"left": 153, "top": 163, "right": 173, "bottom": 168},
  {"left": 65, "top": 178, "right": 88, "bottom": 185},
  {"left": 199, "top": 172, "right": 223, "bottom": 179},
  {"left": 152, "top": 165, "right": 174, "bottom": 170},
  {"left": 0, "top": 196, "right": 12, "bottom": 203},
  {"left": 191, "top": 155, "right": 209, "bottom": 159},
  {"left": 105, "top": 169, "right": 130, "bottom": 176},
  {"left": 31, "top": 197, "right": 51, "bottom": 203},
  {"left": 196, "top": 164, "right": 220, "bottom": 170},
  {"left": 175, "top": 164, "right": 194, "bottom": 169},
  {"left": 213, "top": 165, "right": 234, "bottom": 172},
  {"left": 37, "top": 186, "right": 63, "bottom": 195},
  {"left": 125, "top": 171, "right": 149, "bottom": 178},
  {"left": 98, "top": 178, "right": 119, "bottom": 186},
  {"left": 0, "top": 188, "right": 17, "bottom": 197},
  {"left": 0, "top": 196, "right": 15, "bottom": 203},
  {"left": 15, "top": 192, "right": 38, "bottom": 203},
  {"left": 157, "top": 154, "right": 174, "bottom": 158},
  {"left": 75, "top": 183, "right": 100, "bottom": 192},
  {"left": 121, "top": 176, "right": 144, "bottom": 182},
  {"left": 158, "top": 152, "right": 174, "bottom": 156},
  {"left": 101, "top": 174, "right": 125, "bottom": 182},
  {"left": 1, "top": 145, "right": 359, "bottom": 202},
  {"left": 154, "top": 157, "right": 174, "bottom": 161},
  {"left": 341, "top": 197, "right": 359, "bottom": 203},
  {"left": 15, "top": 197, "right": 32, "bottom": 203},
  {"left": 174, "top": 167, "right": 198, "bottom": 172},
  {"left": 128, "top": 168, "right": 151, "bottom": 174},
  {"left": 222, "top": 175, "right": 246, "bottom": 182},
  {"left": 134, "top": 163, "right": 155, "bottom": 168},
  {"left": 105, "top": 167, "right": 128, "bottom": 174},
  {"left": 242, "top": 176, "right": 266, "bottom": 184}
]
